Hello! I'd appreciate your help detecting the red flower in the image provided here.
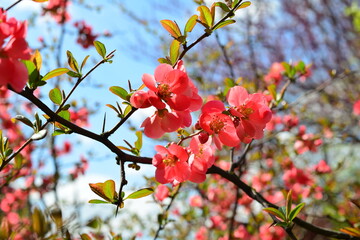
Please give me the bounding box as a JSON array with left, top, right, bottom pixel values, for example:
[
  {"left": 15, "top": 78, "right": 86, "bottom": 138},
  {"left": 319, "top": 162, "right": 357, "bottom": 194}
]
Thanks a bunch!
[
  {"left": 0, "top": 10, "right": 31, "bottom": 92},
  {"left": 152, "top": 143, "right": 190, "bottom": 185},
  {"left": 154, "top": 184, "right": 170, "bottom": 202},
  {"left": 227, "top": 86, "right": 272, "bottom": 143},
  {"left": 199, "top": 100, "right": 240, "bottom": 149},
  {"left": 353, "top": 100, "right": 360, "bottom": 116},
  {"left": 264, "top": 62, "right": 285, "bottom": 85}
]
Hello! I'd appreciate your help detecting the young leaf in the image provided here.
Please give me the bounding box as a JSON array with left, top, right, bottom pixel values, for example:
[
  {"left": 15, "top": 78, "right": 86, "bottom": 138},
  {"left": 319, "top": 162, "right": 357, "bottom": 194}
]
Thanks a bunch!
[
  {"left": 213, "top": 19, "right": 236, "bottom": 30},
  {"left": 42, "top": 68, "right": 69, "bottom": 81},
  {"left": 103, "top": 179, "right": 116, "bottom": 202},
  {"left": 340, "top": 227, "right": 360, "bottom": 237},
  {"left": 134, "top": 131, "right": 143, "bottom": 150},
  {"left": 53, "top": 130, "right": 66, "bottom": 136},
  {"left": 286, "top": 189, "right": 293, "bottom": 220},
  {"left": 215, "top": 2, "right": 230, "bottom": 12},
  {"left": 124, "top": 188, "right": 154, "bottom": 200},
  {"left": 89, "top": 182, "right": 112, "bottom": 202},
  {"left": 22, "top": 60, "right": 40, "bottom": 88},
  {"left": 94, "top": 41, "right": 107, "bottom": 59},
  {"left": 160, "top": 20, "right": 182, "bottom": 38},
  {"left": 58, "top": 110, "right": 70, "bottom": 121},
  {"left": 109, "top": 86, "right": 129, "bottom": 101},
  {"left": 49, "top": 88, "right": 63, "bottom": 105},
  {"left": 158, "top": 57, "right": 171, "bottom": 64},
  {"left": 88, "top": 199, "right": 111, "bottom": 204},
  {"left": 80, "top": 55, "right": 90, "bottom": 71},
  {"left": 184, "top": 15, "right": 198, "bottom": 33},
  {"left": 80, "top": 233, "right": 92, "bottom": 240},
  {"left": 30, "top": 49, "right": 42, "bottom": 71},
  {"left": 197, "top": 5, "right": 213, "bottom": 28},
  {"left": 170, "top": 39, "right": 181, "bottom": 65},
  {"left": 13, "top": 115, "right": 34, "bottom": 129},
  {"left": 66, "top": 50, "right": 80, "bottom": 73},
  {"left": 263, "top": 207, "right": 286, "bottom": 221},
  {"left": 288, "top": 203, "right": 305, "bottom": 222},
  {"left": 236, "top": 1, "right": 251, "bottom": 10}
]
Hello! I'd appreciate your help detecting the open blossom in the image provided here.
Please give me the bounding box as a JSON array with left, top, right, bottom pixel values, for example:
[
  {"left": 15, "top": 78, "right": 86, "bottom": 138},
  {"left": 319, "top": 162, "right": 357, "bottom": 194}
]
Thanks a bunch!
[
  {"left": 42, "top": 0, "right": 71, "bottom": 23},
  {"left": 152, "top": 143, "right": 190, "bottom": 185},
  {"left": 264, "top": 62, "right": 285, "bottom": 85},
  {"left": 199, "top": 100, "right": 240, "bottom": 149},
  {"left": 0, "top": 10, "right": 31, "bottom": 92},
  {"left": 188, "top": 135, "right": 215, "bottom": 183},
  {"left": 131, "top": 61, "right": 202, "bottom": 138},
  {"left": 154, "top": 184, "right": 170, "bottom": 202},
  {"left": 227, "top": 86, "right": 272, "bottom": 143}
]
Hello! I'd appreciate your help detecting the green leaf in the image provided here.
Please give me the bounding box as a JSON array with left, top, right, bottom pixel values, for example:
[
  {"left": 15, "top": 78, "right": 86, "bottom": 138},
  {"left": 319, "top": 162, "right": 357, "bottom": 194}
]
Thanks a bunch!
[
  {"left": 80, "top": 55, "right": 90, "bottom": 71},
  {"left": 263, "top": 207, "right": 286, "bottom": 221},
  {"left": 134, "top": 131, "right": 142, "bottom": 150},
  {"left": 42, "top": 68, "right": 69, "bottom": 81},
  {"left": 66, "top": 50, "right": 80, "bottom": 73},
  {"left": 67, "top": 71, "right": 81, "bottom": 78},
  {"left": 13, "top": 115, "right": 34, "bottom": 128},
  {"left": 286, "top": 190, "right": 293, "bottom": 220},
  {"left": 31, "top": 129, "right": 47, "bottom": 140},
  {"left": 53, "top": 130, "right": 66, "bottom": 136},
  {"left": 197, "top": 5, "right": 213, "bottom": 28},
  {"left": 94, "top": 41, "right": 107, "bottom": 59},
  {"left": 123, "top": 104, "right": 132, "bottom": 116},
  {"left": 267, "top": 84, "right": 277, "bottom": 100},
  {"left": 158, "top": 57, "right": 171, "bottom": 64},
  {"left": 288, "top": 202, "right": 305, "bottom": 222},
  {"left": 170, "top": 39, "right": 181, "bottom": 65},
  {"left": 58, "top": 110, "right": 70, "bottom": 121},
  {"left": 232, "top": 0, "right": 240, "bottom": 8},
  {"left": 49, "top": 88, "right": 63, "bottom": 105},
  {"left": 124, "top": 188, "right": 154, "bottom": 200},
  {"left": 213, "top": 19, "right": 236, "bottom": 30},
  {"left": 215, "top": 2, "right": 230, "bottom": 12},
  {"left": 296, "top": 61, "right": 306, "bottom": 73},
  {"left": 22, "top": 60, "right": 41, "bottom": 89},
  {"left": 236, "top": 1, "right": 251, "bottom": 10},
  {"left": 160, "top": 20, "right": 182, "bottom": 38},
  {"left": 110, "top": 86, "right": 129, "bottom": 101},
  {"left": 88, "top": 199, "right": 111, "bottom": 204},
  {"left": 184, "top": 15, "right": 198, "bottom": 33},
  {"left": 80, "top": 233, "right": 92, "bottom": 240},
  {"left": 31, "top": 49, "right": 42, "bottom": 71},
  {"left": 103, "top": 180, "right": 116, "bottom": 201}
]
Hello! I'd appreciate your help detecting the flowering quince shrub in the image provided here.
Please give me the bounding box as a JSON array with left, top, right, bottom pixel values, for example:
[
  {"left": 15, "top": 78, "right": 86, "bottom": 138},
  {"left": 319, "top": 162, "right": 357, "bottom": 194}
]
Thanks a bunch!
[{"left": 1, "top": 0, "right": 360, "bottom": 240}]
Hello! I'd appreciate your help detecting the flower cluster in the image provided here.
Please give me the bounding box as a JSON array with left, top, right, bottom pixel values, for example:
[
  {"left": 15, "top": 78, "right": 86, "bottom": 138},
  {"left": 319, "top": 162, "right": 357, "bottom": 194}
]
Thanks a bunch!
[
  {"left": 199, "top": 86, "right": 272, "bottom": 148},
  {"left": 0, "top": 10, "right": 31, "bottom": 92},
  {"left": 42, "top": 0, "right": 71, "bottom": 24},
  {"left": 131, "top": 61, "right": 202, "bottom": 138},
  {"left": 74, "top": 21, "right": 98, "bottom": 49}
]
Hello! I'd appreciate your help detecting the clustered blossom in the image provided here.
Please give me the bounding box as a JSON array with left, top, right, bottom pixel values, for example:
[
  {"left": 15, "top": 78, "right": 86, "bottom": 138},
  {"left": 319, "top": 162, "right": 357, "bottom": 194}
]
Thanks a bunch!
[
  {"left": 0, "top": 10, "right": 31, "bottom": 92},
  {"left": 131, "top": 61, "right": 202, "bottom": 139},
  {"left": 42, "top": 0, "right": 71, "bottom": 24},
  {"left": 74, "top": 21, "right": 98, "bottom": 49},
  {"left": 294, "top": 125, "right": 322, "bottom": 154},
  {"left": 264, "top": 62, "right": 285, "bottom": 85}
]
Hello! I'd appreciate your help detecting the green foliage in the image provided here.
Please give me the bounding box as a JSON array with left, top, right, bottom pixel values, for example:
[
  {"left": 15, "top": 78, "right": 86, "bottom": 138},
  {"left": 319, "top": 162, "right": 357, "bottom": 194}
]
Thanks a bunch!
[{"left": 94, "top": 40, "right": 107, "bottom": 59}]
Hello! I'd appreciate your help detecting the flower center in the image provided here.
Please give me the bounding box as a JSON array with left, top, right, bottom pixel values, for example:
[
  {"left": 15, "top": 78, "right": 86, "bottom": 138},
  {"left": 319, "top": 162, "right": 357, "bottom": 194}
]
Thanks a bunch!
[
  {"left": 210, "top": 117, "right": 225, "bottom": 134},
  {"left": 235, "top": 105, "right": 254, "bottom": 119},
  {"left": 163, "top": 155, "right": 178, "bottom": 167},
  {"left": 157, "top": 83, "right": 172, "bottom": 99}
]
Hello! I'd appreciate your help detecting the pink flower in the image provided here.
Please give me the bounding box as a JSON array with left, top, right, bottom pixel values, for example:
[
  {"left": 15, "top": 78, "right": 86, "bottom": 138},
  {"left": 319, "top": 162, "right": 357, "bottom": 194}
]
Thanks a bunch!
[
  {"left": 130, "top": 90, "right": 151, "bottom": 108},
  {"left": 43, "top": 0, "right": 71, "bottom": 23},
  {"left": 314, "top": 159, "right": 331, "bottom": 174},
  {"left": 152, "top": 143, "right": 190, "bottom": 185},
  {"left": 74, "top": 21, "right": 98, "bottom": 49},
  {"left": 199, "top": 100, "right": 240, "bottom": 149},
  {"left": 141, "top": 109, "right": 189, "bottom": 139},
  {"left": 353, "top": 100, "right": 360, "bottom": 116},
  {"left": 188, "top": 135, "right": 215, "bottom": 183},
  {"left": 264, "top": 62, "right": 285, "bottom": 85},
  {"left": 259, "top": 223, "right": 286, "bottom": 240},
  {"left": 154, "top": 184, "right": 170, "bottom": 202},
  {"left": 227, "top": 86, "right": 272, "bottom": 143},
  {"left": 189, "top": 195, "right": 203, "bottom": 208}
]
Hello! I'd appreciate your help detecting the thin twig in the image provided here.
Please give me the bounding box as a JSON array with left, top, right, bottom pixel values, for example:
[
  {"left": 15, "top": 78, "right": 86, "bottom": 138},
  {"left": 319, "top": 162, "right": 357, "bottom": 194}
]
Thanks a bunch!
[{"left": 5, "top": 0, "right": 23, "bottom": 11}]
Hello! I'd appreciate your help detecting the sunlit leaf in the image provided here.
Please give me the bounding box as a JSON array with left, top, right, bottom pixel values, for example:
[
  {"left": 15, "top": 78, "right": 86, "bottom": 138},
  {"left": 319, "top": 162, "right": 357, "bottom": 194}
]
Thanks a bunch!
[
  {"left": 197, "top": 5, "right": 213, "bottom": 28},
  {"left": 160, "top": 20, "right": 182, "bottom": 38},
  {"left": 236, "top": 1, "right": 251, "bottom": 10},
  {"left": 110, "top": 86, "right": 129, "bottom": 101},
  {"left": 80, "top": 233, "right": 92, "bottom": 240},
  {"left": 66, "top": 50, "right": 80, "bottom": 73},
  {"left": 94, "top": 41, "right": 107, "bottom": 59},
  {"left": 42, "top": 68, "right": 69, "bottom": 81},
  {"left": 49, "top": 88, "right": 63, "bottom": 105},
  {"left": 286, "top": 189, "right": 293, "bottom": 220},
  {"left": 32, "top": 207, "right": 48, "bottom": 237},
  {"left": 215, "top": 2, "right": 230, "bottom": 12},
  {"left": 13, "top": 115, "right": 34, "bottom": 128},
  {"left": 32, "top": 0, "right": 48, "bottom": 2},
  {"left": 30, "top": 49, "right": 42, "bottom": 71},
  {"left": 288, "top": 203, "right": 305, "bottom": 222},
  {"left": 124, "top": 188, "right": 154, "bottom": 200},
  {"left": 80, "top": 55, "right": 90, "bottom": 71},
  {"left": 58, "top": 110, "right": 70, "bottom": 121},
  {"left": 170, "top": 39, "right": 181, "bottom": 65},
  {"left": 184, "top": 15, "right": 198, "bottom": 33},
  {"left": 213, "top": 19, "right": 236, "bottom": 30},
  {"left": 134, "top": 131, "right": 142, "bottom": 150},
  {"left": 88, "top": 199, "right": 111, "bottom": 204},
  {"left": 263, "top": 207, "right": 286, "bottom": 221},
  {"left": 103, "top": 179, "right": 116, "bottom": 201}
]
